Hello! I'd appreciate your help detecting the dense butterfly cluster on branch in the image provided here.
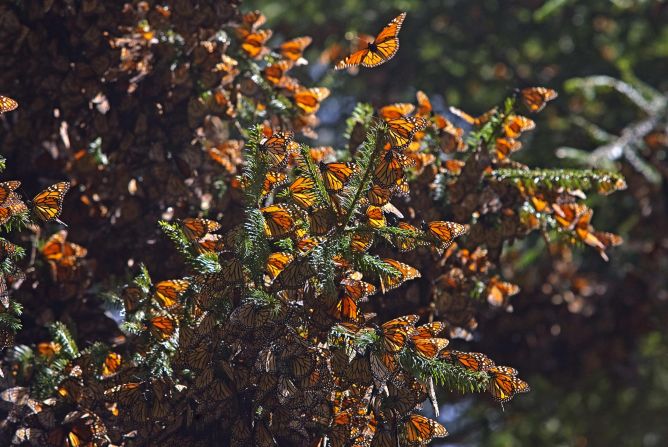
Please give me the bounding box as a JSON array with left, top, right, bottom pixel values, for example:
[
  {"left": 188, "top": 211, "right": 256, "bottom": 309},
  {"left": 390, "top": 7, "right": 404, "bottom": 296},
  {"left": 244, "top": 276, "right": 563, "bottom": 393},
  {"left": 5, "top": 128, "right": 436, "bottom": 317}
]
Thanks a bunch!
[{"left": 0, "top": 2, "right": 629, "bottom": 446}]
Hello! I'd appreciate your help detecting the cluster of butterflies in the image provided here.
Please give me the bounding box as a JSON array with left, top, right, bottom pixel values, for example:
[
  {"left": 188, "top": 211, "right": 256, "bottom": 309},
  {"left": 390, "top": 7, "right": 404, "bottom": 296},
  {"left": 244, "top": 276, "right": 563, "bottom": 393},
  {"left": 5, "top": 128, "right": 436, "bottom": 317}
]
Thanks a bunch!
[
  {"left": 214, "top": 10, "right": 329, "bottom": 140},
  {"left": 0, "top": 12, "right": 553, "bottom": 447},
  {"left": 515, "top": 182, "right": 623, "bottom": 261},
  {"left": 0, "top": 180, "right": 70, "bottom": 227}
]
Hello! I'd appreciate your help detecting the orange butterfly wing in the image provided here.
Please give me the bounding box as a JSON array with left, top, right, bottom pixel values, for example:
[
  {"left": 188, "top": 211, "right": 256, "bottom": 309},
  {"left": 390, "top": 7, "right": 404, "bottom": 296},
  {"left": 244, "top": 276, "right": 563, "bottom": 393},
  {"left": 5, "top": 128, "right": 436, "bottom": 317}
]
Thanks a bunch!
[
  {"left": 280, "top": 36, "right": 312, "bottom": 62},
  {"left": 0, "top": 96, "right": 18, "bottom": 113},
  {"left": 32, "top": 182, "right": 70, "bottom": 223},
  {"left": 289, "top": 177, "right": 317, "bottom": 209},
  {"left": 335, "top": 12, "right": 406, "bottom": 69},
  {"left": 379, "top": 103, "right": 415, "bottom": 121},
  {"left": 294, "top": 87, "right": 330, "bottom": 114},
  {"left": 380, "top": 314, "right": 419, "bottom": 352},
  {"left": 154, "top": 279, "right": 190, "bottom": 309},
  {"left": 521, "top": 87, "right": 558, "bottom": 113},
  {"left": 0, "top": 181, "right": 20, "bottom": 205},
  {"left": 426, "top": 221, "right": 469, "bottom": 247},
  {"left": 402, "top": 414, "right": 448, "bottom": 444}
]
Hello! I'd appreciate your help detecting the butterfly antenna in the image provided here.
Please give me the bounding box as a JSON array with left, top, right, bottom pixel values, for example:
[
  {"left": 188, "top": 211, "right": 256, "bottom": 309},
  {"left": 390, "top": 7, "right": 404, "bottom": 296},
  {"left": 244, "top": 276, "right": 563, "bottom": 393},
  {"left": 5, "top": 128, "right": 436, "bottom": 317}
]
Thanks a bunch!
[{"left": 55, "top": 218, "right": 68, "bottom": 228}]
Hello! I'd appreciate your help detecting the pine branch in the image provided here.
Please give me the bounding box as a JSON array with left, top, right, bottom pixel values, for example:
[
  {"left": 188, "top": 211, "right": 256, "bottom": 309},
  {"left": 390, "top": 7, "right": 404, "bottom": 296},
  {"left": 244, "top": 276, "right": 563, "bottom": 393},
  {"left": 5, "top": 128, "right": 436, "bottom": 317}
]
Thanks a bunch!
[
  {"left": 344, "top": 102, "right": 375, "bottom": 141},
  {"left": 353, "top": 253, "right": 400, "bottom": 281},
  {"left": 242, "top": 208, "right": 270, "bottom": 286},
  {"left": 48, "top": 322, "right": 79, "bottom": 359},
  {"left": 241, "top": 124, "right": 269, "bottom": 206},
  {"left": 158, "top": 220, "right": 196, "bottom": 263},
  {"left": 340, "top": 125, "right": 386, "bottom": 230},
  {"left": 490, "top": 168, "right": 627, "bottom": 195},
  {"left": 296, "top": 143, "right": 330, "bottom": 207},
  {"left": 400, "top": 353, "right": 489, "bottom": 394},
  {"left": 134, "top": 264, "right": 152, "bottom": 292}
]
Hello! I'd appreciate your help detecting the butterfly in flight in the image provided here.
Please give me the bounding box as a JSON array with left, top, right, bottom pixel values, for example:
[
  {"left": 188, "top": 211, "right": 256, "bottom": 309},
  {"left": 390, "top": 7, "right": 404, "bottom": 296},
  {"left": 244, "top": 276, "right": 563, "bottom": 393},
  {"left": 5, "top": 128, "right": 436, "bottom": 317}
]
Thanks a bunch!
[
  {"left": 31, "top": 182, "right": 70, "bottom": 225},
  {"left": 335, "top": 12, "right": 406, "bottom": 70}
]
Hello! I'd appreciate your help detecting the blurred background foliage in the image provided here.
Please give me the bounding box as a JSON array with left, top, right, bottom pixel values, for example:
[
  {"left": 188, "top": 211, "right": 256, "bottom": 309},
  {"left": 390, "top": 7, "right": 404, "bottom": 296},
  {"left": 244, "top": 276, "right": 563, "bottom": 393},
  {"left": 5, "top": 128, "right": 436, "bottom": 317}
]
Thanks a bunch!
[{"left": 249, "top": 0, "right": 668, "bottom": 445}]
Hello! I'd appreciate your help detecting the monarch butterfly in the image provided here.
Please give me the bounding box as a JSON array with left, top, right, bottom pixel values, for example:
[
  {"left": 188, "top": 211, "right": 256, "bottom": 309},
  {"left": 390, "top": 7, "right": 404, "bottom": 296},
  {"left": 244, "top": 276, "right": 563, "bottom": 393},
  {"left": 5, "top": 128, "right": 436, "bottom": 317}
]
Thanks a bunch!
[
  {"left": 37, "top": 341, "right": 61, "bottom": 358},
  {"left": 406, "top": 151, "right": 435, "bottom": 173},
  {"left": 374, "top": 149, "right": 411, "bottom": 187},
  {"left": 241, "top": 10, "right": 267, "bottom": 30},
  {"left": 409, "top": 323, "right": 449, "bottom": 358},
  {"left": 232, "top": 302, "right": 275, "bottom": 329},
  {"left": 495, "top": 137, "right": 522, "bottom": 161},
  {"left": 153, "top": 279, "right": 190, "bottom": 309},
  {"left": 416, "top": 90, "right": 432, "bottom": 118},
  {"left": 367, "top": 184, "right": 392, "bottom": 206},
  {"left": 197, "top": 233, "right": 226, "bottom": 253},
  {"left": 31, "top": 182, "right": 70, "bottom": 224},
  {"left": 443, "top": 159, "right": 465, "bottom": 175},
  {"left": 149, "top": 315, "right": 176, "bottom": 340},
  {"left": 309, "top": 207, "right": 336, "bottom": 236},
  {"left": 101, "top": 352, "right": 122, "bottom": 377},
  {"left": 449, "top": 106, "right": 497, "bottom": 127},
  {"left": 329, "top": 292, "right": 362, "bottom": 322},
  {"left": 401, "top": 414, "right": 448, "bottom": 444},
  {"left": 265, "top": 252, "right": 294, "bottom": 281},
  {"left": 236, "top": 28, "right": 272, "bottom": 58},
  {"left": 394, "top": 178, "right": 411, "bottom": 197},
  {"left": 411, "top": 336, "right": 450, "bottom": 359},
  {"left": 424, "top": 221, "right": 469, "bottom": 247},
  {"left": 0, "top": 95, "right": 18, "bottom": 113},
  {"left": 308, "top": 145, "right": 335, "bottom": 164},
  {"left": 280, "top": 36, "right": 313, "bottom": 63},
  {"left": 378, "top": 314, "right": 419, "bottom": 353},
  {"left": 589, "top": 231, "right": 623, "bottom": 261},
  {"left": 379, "top": 103, "right": 415, "bottom": 121},
  {"left": 263, "top": 59, "right": 295, "bottom": 86},
  {"left": 385, "top": 116, "right": 428, "bottom": 149},
  {"left": 288, "top": 177, "right": 318, "bottom": 209},
  {"left": 219, "top": 258, "right": 246, "bottom": 284},
  {"left": 41, "top": 230, "right": 87, "bottom": 261},
  {"left": 366, "top": 205, "right": 386, "bottom": 228},
  {"left": 487, "top": 366, "right": 530, "bottom": 402},
  {"left": 260, "top": 131, "right": 294, "bottom": 168},
  {"left": 436, "top": 116, "right": 466, "bottom": 153},
  {"left": 262, "top": 171, "right": 289, "bottom": 197},
  {"left": 342, "top": 274, "right": 376, "bottom": 299},
  {"left": 261, "top": 205, "right": 295, "bottom": 238},
  {"left": 486, "top": 276, "right": 519, "bottom": 307},
  {"left": 320, "top": 162, "right": 355, "bottom": 192},
  {"left": 379, "top": 258, "right": 420, "bottom": 294},
  {"left": 520, "top": 87, "right": 558, "bottom": 113},
  {"left": 207, "top": 139, "right": 243, "bottom": 174},
  {"left": 335, "top": 12, "right": 406, "bottom": 70},
  {"left": 180, "top": 218, "right": 221, "bottom": 242},
  {"left": 413, "top": 321, "right": 445, "bottom": 338},
  {"left": 551, "top": 203, "right": 590, "bottom": 230},
  {"left": 390, "top": 222, "right": 422, "bottom": 252},
  {"left": 273, "top": 258, "right": 315, "bottom": 290},
  {"left": 440, "top": 350, "right": 495, "bottom": 371},
  {"left": 350, "top": 231, "right": 374, "bottom": 253},
  {"left": 294, "top": 87, "right": 330, "bottom": 114},
  {"left": 0, "top": 181, "right": 20, "bottom": 205},
  {"left": 295, "top": 235, "right": 325, "bottom": 255},
  {"left": 503, "top": 115, "right": 535, "bottom": 139}
]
